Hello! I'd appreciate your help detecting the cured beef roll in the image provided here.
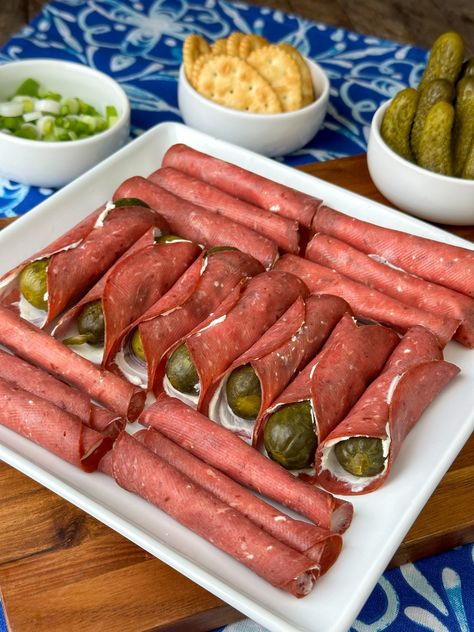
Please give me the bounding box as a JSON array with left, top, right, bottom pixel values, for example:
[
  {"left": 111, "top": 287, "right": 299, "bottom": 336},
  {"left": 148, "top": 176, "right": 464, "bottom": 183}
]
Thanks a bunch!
[
  {"left": 111, "top": 247, "right": 263, "bottom": 392},
  {"left": 140, "top": 395, "right": 354, "bottom": 534},
  {"left": 0, "top": 378, "right": 112, "bottom": 472},
  {"left": 306, "top": 233, "right": 474, "bottom": 348},
  {"left": 52, "top": 230, "right": 200, "bottom": 366},
  {"left": 0, "top": 349, "right": 124, "bottom": 439},
  {"left": 113, "top": 177, "right": 278, "bottom": 270},
  {"left": 0, "top": 199, "right": 169, "bottom": 328},
  {"left": 105, "top": 431, "right": 318, "bottom": 597},
  {"left": 136, "top": 427, "right": 342, "bottom": 577},
  {"left": 162, "top": 143, "right": 322, "bottom": 228},
  {"left": 207, "top": 294, "right": 351, "bottom": 443},
  {"left": 0, "top": 306, "right": 146, "bottom": 420},
  {"left": 275, "top": 254, "right": 460, "bottom": 348},
  {"left": 316, "top": 326, "right": 460, "bottom": 494},
  {"left": 148, "top": 166, "right": 300, "bottom": 254},
  {"left": 311, "top": 205, "right": 474, "bottom": 298},
  {"left": 162, "top": 271, "right": 308, "bottom": 411},
  {"left": 256, "top": 314, "right": 399, "bottom": 477}
]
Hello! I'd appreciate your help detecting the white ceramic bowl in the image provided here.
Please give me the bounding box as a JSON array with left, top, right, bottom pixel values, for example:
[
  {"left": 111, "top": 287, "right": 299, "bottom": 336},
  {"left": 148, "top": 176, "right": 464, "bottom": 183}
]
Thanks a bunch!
[
  {"left": 178, "top": 57, "right": 330, "bottom": 157},
  {"left": 367, "top": 100, "right": 474, "bottom": 225},
  {"left": 0, "top": 59, "right": 130, "bottom": 188}
]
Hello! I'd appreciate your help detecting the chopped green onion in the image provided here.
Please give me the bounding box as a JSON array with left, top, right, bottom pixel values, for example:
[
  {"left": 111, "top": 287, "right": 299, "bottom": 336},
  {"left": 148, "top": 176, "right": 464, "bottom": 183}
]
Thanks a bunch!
[
  {"left": 15, "top": 78, "right": 40, "bottom": 97},
  {"left": 0, "top": 77, "right": 120, "bottom": 142}
]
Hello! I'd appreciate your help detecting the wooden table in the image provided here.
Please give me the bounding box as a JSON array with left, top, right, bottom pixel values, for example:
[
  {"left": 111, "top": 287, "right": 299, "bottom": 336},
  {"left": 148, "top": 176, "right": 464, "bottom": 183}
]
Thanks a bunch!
[{"left": 1, "top": 154, "right": 473, "bottom": 632}]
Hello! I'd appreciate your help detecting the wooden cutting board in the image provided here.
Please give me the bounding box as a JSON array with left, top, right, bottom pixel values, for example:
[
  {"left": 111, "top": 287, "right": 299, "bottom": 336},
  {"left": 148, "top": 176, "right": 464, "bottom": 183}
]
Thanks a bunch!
[{"left": 1, "top": 154, "right": 473, "bottom": 632}]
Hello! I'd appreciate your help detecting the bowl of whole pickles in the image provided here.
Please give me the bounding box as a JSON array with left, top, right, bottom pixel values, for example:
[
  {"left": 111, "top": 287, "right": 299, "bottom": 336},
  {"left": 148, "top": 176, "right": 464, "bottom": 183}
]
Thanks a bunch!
[{"left": 367, "top": 32, "right": 474, "bottom": 225}]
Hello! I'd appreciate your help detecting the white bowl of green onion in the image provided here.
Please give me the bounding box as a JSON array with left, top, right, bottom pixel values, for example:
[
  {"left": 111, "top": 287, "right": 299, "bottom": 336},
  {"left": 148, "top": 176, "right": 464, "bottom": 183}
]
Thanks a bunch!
[{"left": 0, "top": 58, "right": 130, "bottom": 188}]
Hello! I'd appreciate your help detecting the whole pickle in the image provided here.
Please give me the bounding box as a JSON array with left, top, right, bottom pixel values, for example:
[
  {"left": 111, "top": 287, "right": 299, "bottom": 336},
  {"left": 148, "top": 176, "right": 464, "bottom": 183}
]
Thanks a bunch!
[
  {"left": 63, "top": 300, "right": 105, "bottom": 346},
  {"left": 462, "top": 138, "right": 474, "bottom": 179},
  {"left": 207, "top": 246, "right": 239, "bottom": 255},
  {"left": 226, "top": 364, "right": 262, "bottom": 420},
  {"left": 419, "top": 31, "right": 465, "bottom": 91},
  {"left": 381, "top": 88, "right": 419, "bottom": 161},
  {"left": 113, "top": 197, "right": 150, "bottom": 208},
  {"left": 131, "top": 328, "right": 146, "bottom": 361},
  {"left": 155, "top": 234, "right": 184, "bottom": 243},
  {"left": 19, "top": 258, "right": 49, "bottom": 310},
  {"left": 461, "top": 57, "right": 474, "bottom": 79},
  {"left": 453, "top": 77, "right": 474, "bottom": 176},
  {"left": 263, "top": 400, "right": 316, "bottom": 470},
  {"left": 417, "top": 101, "right": 455, "bottom": 175},
  {"left": 411, "top": 79, "right": 455, "bottom": 161},
  {"left": 334, "top": 436, "right": 386, "bottom": 477},
  {"left": 166, "top": 343, "right": 200, "bottom": 394}
]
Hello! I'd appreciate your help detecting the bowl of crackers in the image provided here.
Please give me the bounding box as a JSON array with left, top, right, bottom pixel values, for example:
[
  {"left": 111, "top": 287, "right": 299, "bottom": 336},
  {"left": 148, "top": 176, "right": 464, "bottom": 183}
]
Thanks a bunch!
[{"left": 178, "top": 33, "right": 330, "bottom": 157}]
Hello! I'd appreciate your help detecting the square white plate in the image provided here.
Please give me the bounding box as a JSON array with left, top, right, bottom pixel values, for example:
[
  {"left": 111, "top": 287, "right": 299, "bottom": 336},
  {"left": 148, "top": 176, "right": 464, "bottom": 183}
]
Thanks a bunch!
[{"left": 1, "top": 122, "right": 473, "bottom": 632}]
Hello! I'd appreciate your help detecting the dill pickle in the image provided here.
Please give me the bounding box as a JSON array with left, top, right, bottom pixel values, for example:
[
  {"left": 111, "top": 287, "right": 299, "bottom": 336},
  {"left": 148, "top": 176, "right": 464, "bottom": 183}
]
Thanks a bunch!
[
  {"left": 461, "top": 138, "right": 474, "bottom": 179},
  {"left": 131, "top": 328, "right": 146, "bottom": 361},
  {"left": 155, "top": 234, "right": 183, "bottom": 243},
  {"left": 113, "top": 197, "right": 149, "bottom": 208},
  {"left": 453, "top": 77, "right": 474, "bottom": 176},
  {"left": 417, "top": 101, "right": 455, "bottom": 176},
  {"left": 166, "top": 343, "right": 199, "bottom": 394},
  {"left": 381, "top": 88, "right": 419, "bottom": 161},
  {"left": 334, "top": 437, "right": 386, "bottom": 477},
  {"left": 419, "top": 31, "right": 465, "bottom": 91},
  {"left": 63, "top": 300, "right": 105, "bottom": 346},
  {"left": 19, "top": 258, "right": 49, "bottom": 310},
  {"left": 263, "top": 401, "right": 316, "bottom": 470},
  {"left": 226, "top": 364, "right": 262, "bottom": 420},
  {"left": 411, "top": 79, "right": 455, "bottom": 161},
  {"left": 461, "top": 57, "right": 474, "bottom": 79}
]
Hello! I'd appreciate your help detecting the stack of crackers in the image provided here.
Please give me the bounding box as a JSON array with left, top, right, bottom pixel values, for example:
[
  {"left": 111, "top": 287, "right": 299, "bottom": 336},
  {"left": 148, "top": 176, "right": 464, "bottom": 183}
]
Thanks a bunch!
[{"left": 183, "top": 33, "right": 315, "bottom": 114}]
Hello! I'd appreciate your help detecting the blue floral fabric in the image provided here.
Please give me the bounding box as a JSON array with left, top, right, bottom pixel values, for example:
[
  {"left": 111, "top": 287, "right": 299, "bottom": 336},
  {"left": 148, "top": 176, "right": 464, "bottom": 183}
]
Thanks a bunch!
[
  {"left": 0, "top": 0, "right": 429, "bottom": 218},
  {"left": 213, "top": 543, "right": 474, "bottom": 631},
  {"left": 0, "top": 2, "right": 472, "bottom": 632}
]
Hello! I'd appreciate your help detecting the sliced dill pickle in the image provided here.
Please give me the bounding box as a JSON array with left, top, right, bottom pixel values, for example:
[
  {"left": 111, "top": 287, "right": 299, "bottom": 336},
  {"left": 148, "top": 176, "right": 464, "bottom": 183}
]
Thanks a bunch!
[
  {"left": 417, "top": 101, "right": 455, "bottom": 176},
  {"left": 419, "top": 31, "right": 465, "bottom": 91},
  {"left": 166, "top": 343, "right": 199, "bottom": 394},
  {"left": 381, "top": 88, "right": 419, "bottom": 161},
  {"left": 113, "top": 197, "right": 149, "bottom": 208},
  {"left": 263, "top": 401, "right": 316, "bottom": 470},
  {"left": 19, "top": 258, "right": 49, "bottom": 310},
  {"left": 226, "top": 364, "right": 262, "bottom": 420},
  {"left": 411, "top": 79, "right": 455, "bottom": 161},
  {"left": 453, "top": 77, "right": 474, "bottom": 176},
  {"left": 334, "top": 437, "right": 385, "bottom": 477},
  {"left": 131, "top": 328, "right": 146, "bottom": 361}
]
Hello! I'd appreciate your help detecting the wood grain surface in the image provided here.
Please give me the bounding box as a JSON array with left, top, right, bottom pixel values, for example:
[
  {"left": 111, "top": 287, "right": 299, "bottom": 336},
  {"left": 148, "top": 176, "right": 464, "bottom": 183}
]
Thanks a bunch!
[{"left": 0, "top": 154, "right": 473, "bottom": 632}]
